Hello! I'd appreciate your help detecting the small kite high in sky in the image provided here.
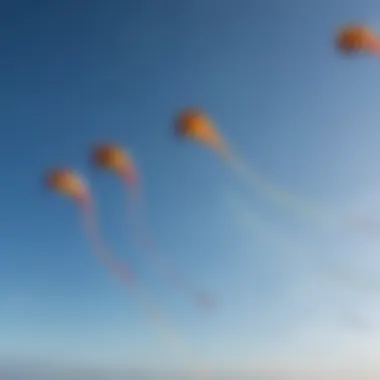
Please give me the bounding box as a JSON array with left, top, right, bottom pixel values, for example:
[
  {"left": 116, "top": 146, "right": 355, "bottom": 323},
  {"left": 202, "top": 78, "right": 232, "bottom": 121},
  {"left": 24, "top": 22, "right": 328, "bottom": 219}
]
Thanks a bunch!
[
  {"left": 174, "top": 108, "right": 378, "bottom": 235},
  {"left": 91, "top": 144, "right": 215, "bottom": 311},
  {"left": 336, "top": 24, "right": 380, "bottom": 56}
]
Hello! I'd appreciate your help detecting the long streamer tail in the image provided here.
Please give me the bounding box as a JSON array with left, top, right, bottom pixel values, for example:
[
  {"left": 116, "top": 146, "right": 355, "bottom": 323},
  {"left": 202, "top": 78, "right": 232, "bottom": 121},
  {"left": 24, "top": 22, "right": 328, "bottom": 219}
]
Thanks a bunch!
[
  {"left": 232, "top": 200, "right": 377, "bottom": 334},
  {"left": 77, "top": 199, "right": 211, "bottom": 379},
  {"left": 224, "top": 150, "right": 332, "bottom": 224},
  {"left": 123, "top": 177, "right": 216, "bottom": 311},
  {"left": 79, "top": 198, "right": 136, "bottom": 286},
  {"left": 222, "top": 149, "right": 379, "bottom": 235}
]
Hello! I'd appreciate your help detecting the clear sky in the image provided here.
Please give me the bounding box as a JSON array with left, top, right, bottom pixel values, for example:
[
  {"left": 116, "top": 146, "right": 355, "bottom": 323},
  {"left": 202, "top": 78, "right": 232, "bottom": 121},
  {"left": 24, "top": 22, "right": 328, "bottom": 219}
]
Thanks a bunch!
[{"left": 2, "top": 0, "right": 380, "bottom": 378}]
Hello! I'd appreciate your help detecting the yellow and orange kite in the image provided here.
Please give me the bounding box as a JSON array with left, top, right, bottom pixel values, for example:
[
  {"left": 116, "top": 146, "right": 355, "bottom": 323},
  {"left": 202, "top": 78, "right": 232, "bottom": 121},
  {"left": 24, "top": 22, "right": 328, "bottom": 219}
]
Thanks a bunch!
[
  {"left": 45, "top": 168, "right": 209, "bottom": 369},
  {"left": 46, "top": 168, "right": 136, "bottom": 285},
  {"left": 175, "top": 108, "right": 378, "bottom": 234},
  {"left": 336, "top": 25, "right": 380, "bottom": 56}
]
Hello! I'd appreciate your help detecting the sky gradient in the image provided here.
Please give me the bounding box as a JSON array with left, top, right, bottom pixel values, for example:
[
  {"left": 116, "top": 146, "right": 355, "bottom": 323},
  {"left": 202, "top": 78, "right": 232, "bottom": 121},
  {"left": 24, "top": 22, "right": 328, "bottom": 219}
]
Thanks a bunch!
[{"left": 2, "top": 0, "right": 380, "bottom": 378}]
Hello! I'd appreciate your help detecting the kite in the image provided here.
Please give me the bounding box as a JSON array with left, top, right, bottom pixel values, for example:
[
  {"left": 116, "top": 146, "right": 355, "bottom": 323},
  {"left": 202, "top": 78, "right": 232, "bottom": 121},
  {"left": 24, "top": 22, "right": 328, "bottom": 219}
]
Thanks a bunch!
[
  {"left": 45, "top": 168, "right": 136, "bottom": 285},
  {"left": 91, "top": 144, "right": 215, "bottom": 311},
  {"left": 45, "top": 168, "right": 190, "bottom": 346},
  {"left": 174, "top": 108, "right": 378, "bottom": 235},
  {"left": 336, "top": 25, "right": 380, "bottom": 56},
  {"left": 46, "top": 167, "right": 214, "bottom": 379}
]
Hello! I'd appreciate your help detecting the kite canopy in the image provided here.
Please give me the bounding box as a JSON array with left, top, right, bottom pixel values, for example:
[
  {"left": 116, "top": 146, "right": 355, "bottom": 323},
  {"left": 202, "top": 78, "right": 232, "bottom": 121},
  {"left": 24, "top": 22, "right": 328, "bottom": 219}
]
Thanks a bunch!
[
  {"left": 175, "top": 108, "right": 228, "bottom": 154},
  {"left": 336, "top": 25, "right": 380, "bottom": 54},
  {"left": 92, "top": 144, "right": 138, "bottom": 186},
  {"left": 46, "top": 169, "right": 89, "bottom": 204}
]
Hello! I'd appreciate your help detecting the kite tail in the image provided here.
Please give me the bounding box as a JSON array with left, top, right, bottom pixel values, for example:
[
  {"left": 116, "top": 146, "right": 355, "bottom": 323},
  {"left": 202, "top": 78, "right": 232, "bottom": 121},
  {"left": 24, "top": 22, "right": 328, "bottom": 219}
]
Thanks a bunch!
[
  {"left": 221, "top": 148, "right": 379, "bottom": 235},
  {"left": 121, "top": 174, "right": 215, "bottom": 311},
  {"left": 76, "top": 197, "right": 206, "bottom": 365},
  {"left": 221, "top": 149, "right": 330, "bottom": 224},
  {"left": 78, "top": 196, "right": 136, "bottom": 286}
]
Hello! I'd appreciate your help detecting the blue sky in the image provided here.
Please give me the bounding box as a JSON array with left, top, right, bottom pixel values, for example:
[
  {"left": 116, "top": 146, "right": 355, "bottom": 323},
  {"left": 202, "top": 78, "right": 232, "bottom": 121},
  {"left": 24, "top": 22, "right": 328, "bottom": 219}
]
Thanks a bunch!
[{"left": 2, "top": 0, "right": 380, "bottom": 377}]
